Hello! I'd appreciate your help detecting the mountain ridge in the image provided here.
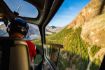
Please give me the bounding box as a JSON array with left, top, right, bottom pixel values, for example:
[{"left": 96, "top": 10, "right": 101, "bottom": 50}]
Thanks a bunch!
[{"left": 67, "top": 0, "right": 105, "bottom": 29}]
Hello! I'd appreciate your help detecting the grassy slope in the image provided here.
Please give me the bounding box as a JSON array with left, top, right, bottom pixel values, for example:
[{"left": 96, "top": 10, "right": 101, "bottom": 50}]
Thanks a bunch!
[{"left": 46, "top": 27, "right": 100, "bottom": 70}]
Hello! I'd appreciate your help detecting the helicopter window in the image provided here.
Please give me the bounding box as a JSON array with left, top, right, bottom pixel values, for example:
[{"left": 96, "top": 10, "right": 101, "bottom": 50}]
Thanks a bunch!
[
  {"left": 4, "top": 0, "right": 38, "bottom": 18},
  {"left": 45, "top": 0, "right": 92, "bottom": 70},
  {"left": 0, "top": 21, "right": 42, "bottom": 64},
  {"left": 45, "top": 25, "right": 64, "bottom": 66},
  {"left": 0, "top": 21, "right": 9, "bottom": 37},
  {"left": 25, "top": 23, "right": 40, "bottom": 40},
  {"left": 25, "top": 23, "right": 42, "bottom": 64}
]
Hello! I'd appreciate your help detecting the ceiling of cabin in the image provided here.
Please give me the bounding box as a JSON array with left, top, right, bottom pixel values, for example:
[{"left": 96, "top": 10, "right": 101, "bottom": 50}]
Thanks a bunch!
[{"left": 0, "top": 0, "right": 64, "bottom": 27}]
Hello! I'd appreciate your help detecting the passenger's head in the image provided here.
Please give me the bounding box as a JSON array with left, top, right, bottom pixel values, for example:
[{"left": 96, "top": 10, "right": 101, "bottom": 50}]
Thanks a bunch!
[{"left": 7, "top": 18, "right": 29, "bottom": 38}]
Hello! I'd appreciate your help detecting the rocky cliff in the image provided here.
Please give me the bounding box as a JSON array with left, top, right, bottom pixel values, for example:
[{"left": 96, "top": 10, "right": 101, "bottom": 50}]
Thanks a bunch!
[
  {"left": 67, "top": 0, "right": 105, "bottom": 29},
  {"left": 67, "top": 0, "right": 105, "bottom": 47}
]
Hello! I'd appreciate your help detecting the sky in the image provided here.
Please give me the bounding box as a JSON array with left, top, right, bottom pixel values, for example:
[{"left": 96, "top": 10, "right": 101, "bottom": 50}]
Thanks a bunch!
[
  {"left": 48, "top": 0, "right": 90, "bottom": 27},
  {"left": 4, "top": 0, "right": 90, "bottom": 27}
]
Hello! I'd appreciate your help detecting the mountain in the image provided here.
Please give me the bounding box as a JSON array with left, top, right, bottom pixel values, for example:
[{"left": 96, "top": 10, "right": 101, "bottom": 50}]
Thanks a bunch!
[
  {"left": 46, "top": 0, "right": 105, "bottom": 70},
  {"left": 67, "top": 0, "right": 105, "bottom": 29},
  {"left": 46, "top": 26, "right": 63, "bottom": 35},
  {"left": 81, "top": 14, "right": 105, "bottom": 47}
]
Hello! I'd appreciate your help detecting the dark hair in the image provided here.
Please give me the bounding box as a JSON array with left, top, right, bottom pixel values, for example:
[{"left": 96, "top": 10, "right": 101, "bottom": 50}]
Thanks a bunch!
[{"left": 7, "top": 18, "right": 29, "bottom": 36}]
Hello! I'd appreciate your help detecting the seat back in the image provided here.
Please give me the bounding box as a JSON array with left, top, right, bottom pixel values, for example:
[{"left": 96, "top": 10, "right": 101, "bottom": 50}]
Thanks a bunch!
[{"left": 0, "top": 37, "right": 30, "bottom": 70}]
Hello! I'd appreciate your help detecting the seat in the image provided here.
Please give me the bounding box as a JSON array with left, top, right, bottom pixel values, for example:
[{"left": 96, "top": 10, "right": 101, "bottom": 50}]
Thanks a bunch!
[{"left": 0, "top": 37, "right": 30, "bottom": 70}]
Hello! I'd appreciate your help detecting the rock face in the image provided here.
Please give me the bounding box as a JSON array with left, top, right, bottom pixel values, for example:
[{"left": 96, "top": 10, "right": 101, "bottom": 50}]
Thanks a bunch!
[
  {"left": 67, "top": 0, "right": 105, "bottom": 47},
  {"left": 67, "top": 0, "right": 105, "bottom": 29},
  {"left": 81, "top": 14, "right": 105, "bottom": 47}
]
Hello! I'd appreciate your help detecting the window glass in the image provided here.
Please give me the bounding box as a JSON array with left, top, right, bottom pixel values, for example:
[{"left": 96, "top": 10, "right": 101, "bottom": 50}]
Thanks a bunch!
[
  {"left": 25, "top": 24, "right": 40, "bottom": 40},
  {"left": 4, "top": 0, "right": 38, "bottom": 18},
  {"left": 0, "top": 21, "right": 9, "bottom": 37},
  {"left": 25, "top": 24, "right": 42, "bottom": 64},
  {"left": 44, "top": 0, "right": 101, "bottom": 70}
]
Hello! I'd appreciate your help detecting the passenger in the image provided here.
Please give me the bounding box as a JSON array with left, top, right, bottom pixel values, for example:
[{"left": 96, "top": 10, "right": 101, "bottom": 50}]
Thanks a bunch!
[{"left": 7, "top": 18, "right": 37, "bottom": 62}]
